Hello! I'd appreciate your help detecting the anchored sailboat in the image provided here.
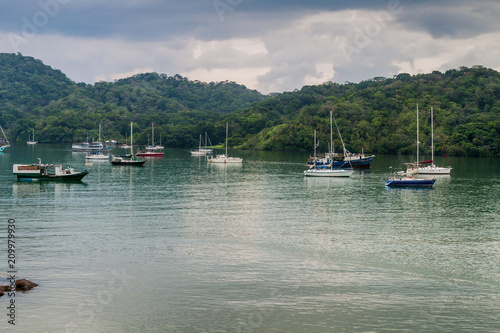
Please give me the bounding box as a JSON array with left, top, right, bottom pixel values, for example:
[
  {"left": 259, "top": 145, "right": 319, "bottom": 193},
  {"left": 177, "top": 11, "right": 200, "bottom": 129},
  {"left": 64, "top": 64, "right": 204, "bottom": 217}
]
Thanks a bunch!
[
  {"left": 111, "top": 122, "right": 146, "bottom": 166},
  {"left": 386, "top": 104, "right": 436, "bottom": 187},
  {"left": 27, "top": 129, "right": 37, "bottom": 145},
  {"left": 207, "top": 123, "right": 242, "bottom": 163}
]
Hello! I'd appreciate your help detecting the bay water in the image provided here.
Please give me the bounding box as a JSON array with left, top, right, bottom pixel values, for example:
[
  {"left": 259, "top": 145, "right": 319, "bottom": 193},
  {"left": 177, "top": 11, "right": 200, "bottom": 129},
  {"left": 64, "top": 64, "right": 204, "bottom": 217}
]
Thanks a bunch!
[{"left": 0, "top": 145, "right": 499, "bottom": 332}]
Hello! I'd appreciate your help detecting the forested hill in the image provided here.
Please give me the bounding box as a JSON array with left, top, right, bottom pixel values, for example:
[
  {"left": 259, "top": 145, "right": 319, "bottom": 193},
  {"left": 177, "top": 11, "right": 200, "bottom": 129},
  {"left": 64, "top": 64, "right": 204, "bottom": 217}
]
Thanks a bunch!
[
  {"left": 232, "top": 66, "right": 499, "bottom": 157},
  {"left": 0, "top": 53, "right": 265, "bottom": 146},
  {"left": 0, "top": 53, "right": 498, "bottom": 157}
]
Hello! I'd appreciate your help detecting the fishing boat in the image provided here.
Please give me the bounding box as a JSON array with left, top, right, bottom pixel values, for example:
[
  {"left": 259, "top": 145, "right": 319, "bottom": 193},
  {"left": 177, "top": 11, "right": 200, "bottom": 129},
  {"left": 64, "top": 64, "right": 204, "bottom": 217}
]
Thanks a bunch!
[
  {"left": 27, "top": 129, "right": 38, "bottom": 145},
  {"left": 0, "top": 125, "right": 11, "bottom": 152},
  {"left": 207, "top": 123, "right": 242, "bottom": 164},
  {"left": 191, "top": 132, "right": 213, "bottom": 156},
  {"left": 304, "top": 129, "right": 354, "bottom": 177},
  {"left": 386, "top": 104, "right": 436, "bottom": 187},
  {"left": 111, "top": 122, "right": 146, "bottom": 166},
  {"left": 13, "top": 158, "right": 88, "bottom": 181}
]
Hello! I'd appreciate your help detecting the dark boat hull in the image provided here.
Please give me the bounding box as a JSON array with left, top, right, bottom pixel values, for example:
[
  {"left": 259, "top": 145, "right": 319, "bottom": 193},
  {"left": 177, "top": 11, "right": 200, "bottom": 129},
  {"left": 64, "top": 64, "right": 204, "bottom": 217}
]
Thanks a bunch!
[
  {"left": 16, "top": 171, "right": 88, "bottom": 182},
  {"left": 111, "top": 160, "right": 145, "bottom": 166},
  {"left": 385, "top": 178, "right": 436, "bottom": 187}
]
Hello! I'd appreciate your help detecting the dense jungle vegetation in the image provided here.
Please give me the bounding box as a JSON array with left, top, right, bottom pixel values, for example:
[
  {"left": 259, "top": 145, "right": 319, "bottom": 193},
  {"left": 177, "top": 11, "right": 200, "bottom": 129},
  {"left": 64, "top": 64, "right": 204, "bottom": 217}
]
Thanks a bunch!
[{"left": 1, "top": 53, "right": 498, "bottom": 157}]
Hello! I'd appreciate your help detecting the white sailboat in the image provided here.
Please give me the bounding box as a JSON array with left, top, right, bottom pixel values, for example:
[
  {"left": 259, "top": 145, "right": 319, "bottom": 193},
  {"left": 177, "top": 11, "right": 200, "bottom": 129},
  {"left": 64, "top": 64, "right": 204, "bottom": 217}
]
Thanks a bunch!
[
  {"left": 85, "top": 125, "right": 110, "bottom": 159},
  {"left": 0, "top": 125, "right": 11, "bottom": 152},
  {"left": 111, "top": 122, "right": 146, "bottom": 166},
  {"left": 304, "top": 117, "right": 354, "bottom": 177},
  {"left": 207, "top": 123, "right": 242, "bottom": 164},
  {"left": 190, "top": 133, "right": 213, "bottom": 156},
  {"left": 416, "top": 107, "right": 452, "bottom": 175},
  {"left": 27, "top": 129, "right": 38, "bottom": 145},
  {"left": 386, "top": 104, "right": 436, "bottom": 187},
  {"left": 145, "top": 123, "right": 164, "bottom": 150}
]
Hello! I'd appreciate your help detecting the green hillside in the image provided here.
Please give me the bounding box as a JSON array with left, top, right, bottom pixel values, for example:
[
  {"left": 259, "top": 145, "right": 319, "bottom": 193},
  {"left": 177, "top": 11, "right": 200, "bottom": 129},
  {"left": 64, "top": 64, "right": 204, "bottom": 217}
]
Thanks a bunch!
[{"left": 0, "top": 53, "right": 498, "bottom": 157}]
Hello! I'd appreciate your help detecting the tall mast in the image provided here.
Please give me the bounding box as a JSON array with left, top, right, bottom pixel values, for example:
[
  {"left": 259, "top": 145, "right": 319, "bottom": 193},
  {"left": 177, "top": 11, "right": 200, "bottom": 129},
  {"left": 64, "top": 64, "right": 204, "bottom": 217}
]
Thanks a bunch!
[
  {"left": 225, "top": 122, "right": 228, "bottom": 156},
  {"left": 313, "top": 130, "right": 317, "bottom": 158},
  {"left": 152, "top": 122, "right": 155, "bottom": 147},
  {"left": 330, "top": 110, "right": 333, "bottom": 155},
  {"left": 416, "top": 104, "right": 419, "bottom": 175},
  {"left": 431, "top": 107, "right": 434, "bottom": 164},
  {"left": 130, "top": 122, "right": 133, "bottom": 156}
]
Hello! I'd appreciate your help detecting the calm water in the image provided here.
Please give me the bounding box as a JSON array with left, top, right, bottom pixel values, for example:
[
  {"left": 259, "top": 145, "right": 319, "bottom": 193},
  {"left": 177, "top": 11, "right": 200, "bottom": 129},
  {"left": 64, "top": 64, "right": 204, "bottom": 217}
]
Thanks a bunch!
[{"left": 0, "top": 145, "right": 499, "bottom": 332}]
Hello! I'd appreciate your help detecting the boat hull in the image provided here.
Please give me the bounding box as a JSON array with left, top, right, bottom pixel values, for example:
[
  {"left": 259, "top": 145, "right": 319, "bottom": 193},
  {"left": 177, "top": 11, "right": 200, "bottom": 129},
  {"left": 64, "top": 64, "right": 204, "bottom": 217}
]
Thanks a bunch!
[
  {"left": 385, "top": 178, "right": 436, "bottom": 187},
  {"left": 111, "top": 158, "right": 146, "bottom": 166},
  {"left": 417, "top": 166, "right": 452, "bottom": 175},
  {"left": 15, "top": 171, "right": 88, "bottom": 181},
  {"left": 304, "top": 169, "right": 354, "bottom": 177},
  {"left": 135, "top": 152, "right": 164, "bottom": 157}
]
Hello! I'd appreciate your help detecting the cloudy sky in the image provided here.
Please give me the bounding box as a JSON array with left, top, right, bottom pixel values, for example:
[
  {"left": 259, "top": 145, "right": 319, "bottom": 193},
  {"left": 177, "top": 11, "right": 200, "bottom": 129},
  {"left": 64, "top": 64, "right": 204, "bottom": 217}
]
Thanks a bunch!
[{"left": 1, "top": 0, "right": 500, "bottom": 93}]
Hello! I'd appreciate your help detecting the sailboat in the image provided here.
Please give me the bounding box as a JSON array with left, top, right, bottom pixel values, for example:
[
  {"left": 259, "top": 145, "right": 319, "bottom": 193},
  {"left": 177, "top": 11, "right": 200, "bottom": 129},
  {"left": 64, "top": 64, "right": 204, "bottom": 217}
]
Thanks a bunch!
[
  {"left": 304, "top": 124, "right": 354, "bottom": 177},
  {"left": 0, "top": 125, "right": 11, "bottom": 152},
  {"left": 145, "top": 123, "right": 164, "bottom": 150},
  {"left": 207, "top": 123, "right": 242, "bottom": 163},
  {"left": 416, "top": 107, "right": 452, "bottom": 175},
  {"left": 27, "top": 129, "right": 38, "bottom": 145},
  {"left": 386, "top": 104, "right": 436, "bottom": 187},
  {"left": 137, "top": 123, "right": 164, "bottom": 157},
  {"left": 85, "top": 125, "right": 110, "bottom": 159},
  {"left": 120, "top": 133, "right": 132, "bottom": 149},
  {"left": 307, "top": 111, "right": 375, "bottom": 169},
  {"left": 190, "top": 132, "right": 213, "bottom": 156},
  {"left": 111, "top": 122, "right": 146, "bottom": 166}
]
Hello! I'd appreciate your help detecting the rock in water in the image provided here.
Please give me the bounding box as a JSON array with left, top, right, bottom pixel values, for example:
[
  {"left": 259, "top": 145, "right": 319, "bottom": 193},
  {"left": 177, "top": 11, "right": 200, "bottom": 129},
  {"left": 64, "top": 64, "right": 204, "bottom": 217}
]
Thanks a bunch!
[{"left": 15, "top": 279, "right": 39, "bottom": 291}]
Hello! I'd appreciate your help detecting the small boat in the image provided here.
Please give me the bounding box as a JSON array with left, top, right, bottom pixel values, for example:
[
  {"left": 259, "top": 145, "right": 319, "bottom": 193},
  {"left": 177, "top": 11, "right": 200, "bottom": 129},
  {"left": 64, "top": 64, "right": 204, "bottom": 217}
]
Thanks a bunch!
[
  {"left": 207, "top": 123, "right": 242, "bottom": 164},
  {"left": 0, "top": 125, "right": 11, "bottom": 152},
  {"left": 72, "top": 125, "right": 114, "bottom": 152},
  {"left": 304, "top": 166, "right": 354, "bottom": 177},
  {"left": 386, "top": 104, "right": 436, "bottom": 187},
  {"left": 191, "top": 133, "right": 213, "bottom": 156},
  {"left": 304, "top": 128, "right": 353, "bottom": 177},
  {"left": 136, "top": 150, "right": 164, "bottom": 157},
  {"left": 416, "top": 107, "right": 452, "bottom": 175},
  {"left": 307, "top": 111, "right": 375, "bottom": 169},
  {"left": 13, "top": 158, "right": 88, "bottom": 181},
  {"left": 144, "top": 123, "right": 164, "bottom": 151},
  {"left": 137, "top": 123, "right": 164, "bottom": 156},
  {"left": 111, "top": 122, "right": 146, "bottom": 166},
  {"left": 385, "top": 176, "right": 436, "bottom": 187},
  {"left": 27, "top": 129, "right": 38, "bottom": 145},
  {"left": 85, "top": 151, "right": 110, "bottom": 160}
]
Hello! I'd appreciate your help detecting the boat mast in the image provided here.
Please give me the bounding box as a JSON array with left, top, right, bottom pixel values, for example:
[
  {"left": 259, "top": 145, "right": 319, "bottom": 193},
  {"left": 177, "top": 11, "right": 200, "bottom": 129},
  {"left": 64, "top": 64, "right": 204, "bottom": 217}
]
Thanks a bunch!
[
  {"left": 416, "top": 104, "right": 419, "bottom": 176},
  {"left": 152, "top": 122, "right": 155, "bottom": 147},
  {"left": 431, "top": 106, "right": 434, "bottom": 165},
  {"left": 0, "top": 125, "right": 11, "bottom": 147},
  {"left": 313, "top": 130, "right": 318, "bottom": 158},
  {"left": 130, "top": 122, "right": 133, "bottom": 156},
  {"left": 330, "top": 111, "right": 333, "bottom": 155},
  {"left": 225, "top": 122, "right": 228, "bottom": 156},
  {"left": 332, "top": 113, "right": 346, "bottom": 156}
]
